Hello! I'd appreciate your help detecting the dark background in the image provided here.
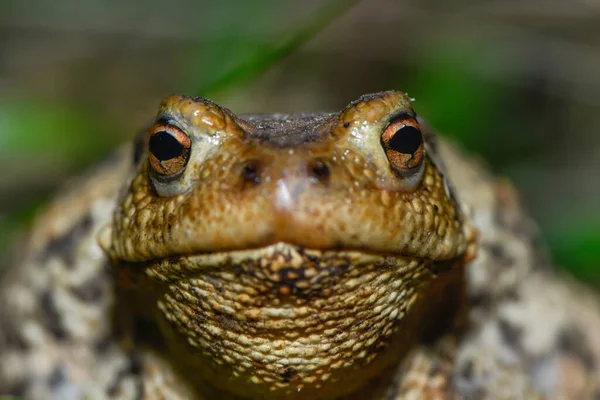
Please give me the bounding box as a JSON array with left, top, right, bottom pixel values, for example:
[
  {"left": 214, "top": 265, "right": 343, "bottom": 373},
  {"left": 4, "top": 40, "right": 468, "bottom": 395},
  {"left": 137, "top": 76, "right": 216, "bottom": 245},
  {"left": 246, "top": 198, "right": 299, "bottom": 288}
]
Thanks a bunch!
[{"left": 1, "top": 0, "right": 599, "bottom": 286}]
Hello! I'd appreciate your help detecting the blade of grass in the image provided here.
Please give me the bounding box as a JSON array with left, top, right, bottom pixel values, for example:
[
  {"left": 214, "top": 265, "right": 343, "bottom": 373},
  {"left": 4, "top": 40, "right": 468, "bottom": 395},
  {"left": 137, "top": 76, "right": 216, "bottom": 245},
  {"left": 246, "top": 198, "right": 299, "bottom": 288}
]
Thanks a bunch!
[{"left": 191, "top": 0, "right": 360, "bottom": 97}]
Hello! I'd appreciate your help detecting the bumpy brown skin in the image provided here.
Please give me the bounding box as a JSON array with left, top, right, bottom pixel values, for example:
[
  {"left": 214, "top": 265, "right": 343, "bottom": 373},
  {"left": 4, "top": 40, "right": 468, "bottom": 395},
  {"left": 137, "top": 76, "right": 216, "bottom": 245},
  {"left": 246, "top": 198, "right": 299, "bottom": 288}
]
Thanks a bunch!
[{"left": 1, "top": 91, "right": 599, "bottom": 399}]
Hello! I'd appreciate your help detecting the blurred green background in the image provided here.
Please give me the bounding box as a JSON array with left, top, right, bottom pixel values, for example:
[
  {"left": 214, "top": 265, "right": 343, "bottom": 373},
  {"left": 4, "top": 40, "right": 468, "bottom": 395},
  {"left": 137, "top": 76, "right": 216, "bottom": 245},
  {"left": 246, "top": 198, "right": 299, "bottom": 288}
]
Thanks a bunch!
[{"left": 0, "top": 0, "right": 599, "bottom": 286}]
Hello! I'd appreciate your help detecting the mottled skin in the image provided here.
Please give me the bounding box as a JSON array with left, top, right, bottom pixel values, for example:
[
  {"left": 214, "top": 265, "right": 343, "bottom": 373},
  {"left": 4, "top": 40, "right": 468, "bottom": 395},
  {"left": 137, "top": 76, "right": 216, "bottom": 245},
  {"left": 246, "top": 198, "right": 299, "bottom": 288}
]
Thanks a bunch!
[{"left": 1, "top": 91, "right": 599, "bottom": 399}]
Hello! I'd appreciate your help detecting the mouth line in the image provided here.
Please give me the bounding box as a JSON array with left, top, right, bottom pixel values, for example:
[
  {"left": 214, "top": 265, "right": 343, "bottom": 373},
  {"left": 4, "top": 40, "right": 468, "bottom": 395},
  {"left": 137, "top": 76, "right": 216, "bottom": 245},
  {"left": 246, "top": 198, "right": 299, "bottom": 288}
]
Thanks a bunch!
[{"left": 122, "top": 241, "right": 462, "bottom": 270}]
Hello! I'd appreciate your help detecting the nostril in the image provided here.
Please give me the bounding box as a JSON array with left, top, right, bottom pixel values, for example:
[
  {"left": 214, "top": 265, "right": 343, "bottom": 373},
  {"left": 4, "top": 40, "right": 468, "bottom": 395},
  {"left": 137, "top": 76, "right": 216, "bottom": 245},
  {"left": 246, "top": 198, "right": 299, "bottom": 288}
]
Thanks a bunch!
[
  {"left": 242, "top": 162, "right": 261, "bottom": 184},
  {"left": 309, "top": 160, "right": 330, "bottom": 183}
]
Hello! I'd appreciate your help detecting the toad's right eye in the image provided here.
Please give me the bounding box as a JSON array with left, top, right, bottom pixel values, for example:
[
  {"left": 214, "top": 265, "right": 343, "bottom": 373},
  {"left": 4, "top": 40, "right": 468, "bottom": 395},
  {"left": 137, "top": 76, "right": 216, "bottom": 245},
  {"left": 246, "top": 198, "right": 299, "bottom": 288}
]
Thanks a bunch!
[
  {"left": 148, "top": 123, "right": 191, "bottom": 177},
  {"left": 380, "top": 116, "right": 424, "bottom": 176}
]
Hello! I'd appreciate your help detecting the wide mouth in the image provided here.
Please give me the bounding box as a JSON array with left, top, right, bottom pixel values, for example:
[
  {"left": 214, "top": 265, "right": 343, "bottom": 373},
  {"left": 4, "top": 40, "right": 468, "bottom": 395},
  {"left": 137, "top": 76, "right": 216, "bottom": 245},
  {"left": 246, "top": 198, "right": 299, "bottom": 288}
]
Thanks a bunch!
[
  {"left": 131, "top": 241, "right": 438, "bottom": 282},
  {"left": 124, "top": 238, "right": 464, "bottom": 267}
]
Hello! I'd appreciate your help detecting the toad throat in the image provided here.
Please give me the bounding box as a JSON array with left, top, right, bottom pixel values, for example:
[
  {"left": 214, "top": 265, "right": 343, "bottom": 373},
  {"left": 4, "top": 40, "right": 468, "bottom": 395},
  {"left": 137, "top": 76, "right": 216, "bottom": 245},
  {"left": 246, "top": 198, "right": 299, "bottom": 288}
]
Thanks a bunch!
[{"left": 120, "top": 242, "right": 466, "bottom": 400}]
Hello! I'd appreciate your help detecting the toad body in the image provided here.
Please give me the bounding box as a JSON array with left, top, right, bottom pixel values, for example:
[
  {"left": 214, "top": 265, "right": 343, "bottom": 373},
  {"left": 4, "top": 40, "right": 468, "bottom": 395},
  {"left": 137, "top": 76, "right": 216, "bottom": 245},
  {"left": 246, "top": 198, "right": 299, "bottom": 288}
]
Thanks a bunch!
[{"left": 1, "top": 91, "right": 600, "bottom": 399}]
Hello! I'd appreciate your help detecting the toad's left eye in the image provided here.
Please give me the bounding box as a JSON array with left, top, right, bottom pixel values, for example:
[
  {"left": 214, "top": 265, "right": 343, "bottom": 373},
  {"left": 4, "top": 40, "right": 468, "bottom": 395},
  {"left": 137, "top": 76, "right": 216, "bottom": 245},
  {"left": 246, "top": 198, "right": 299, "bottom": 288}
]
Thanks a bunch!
[
  {"left": 148, "top": 123, "right": 191, "bottom": 176},
  {"left": 381, "top": 116, "right": 424, "bottom": 175}
]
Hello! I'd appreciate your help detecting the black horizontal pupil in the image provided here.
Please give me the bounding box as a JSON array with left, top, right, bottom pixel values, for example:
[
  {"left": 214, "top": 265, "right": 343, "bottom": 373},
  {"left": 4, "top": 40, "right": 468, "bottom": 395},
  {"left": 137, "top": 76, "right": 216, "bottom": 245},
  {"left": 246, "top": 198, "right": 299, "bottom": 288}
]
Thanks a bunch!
[
  {"left": 149, "top": 131, "right": 184, "bottom": 161},
  {"left": 388, "top": 126, "right": 422, "bottom": 154}
]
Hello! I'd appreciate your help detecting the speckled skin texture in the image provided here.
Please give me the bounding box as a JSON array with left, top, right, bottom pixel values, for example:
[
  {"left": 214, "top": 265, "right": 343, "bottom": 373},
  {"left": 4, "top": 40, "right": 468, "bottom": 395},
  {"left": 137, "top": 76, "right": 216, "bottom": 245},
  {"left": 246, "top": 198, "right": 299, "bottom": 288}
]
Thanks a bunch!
[{"left": 1, "top": 91, "right": 599, "bottom": 399}]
